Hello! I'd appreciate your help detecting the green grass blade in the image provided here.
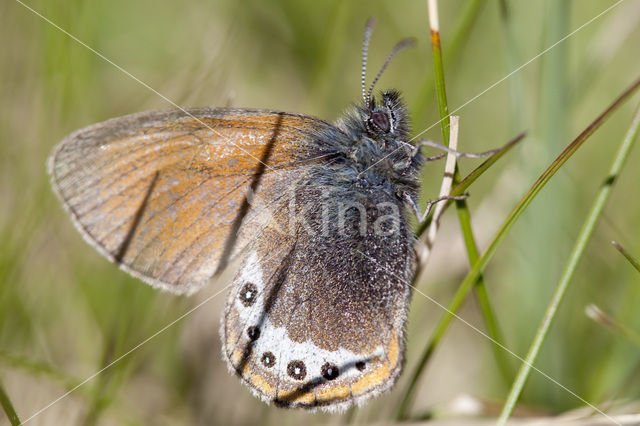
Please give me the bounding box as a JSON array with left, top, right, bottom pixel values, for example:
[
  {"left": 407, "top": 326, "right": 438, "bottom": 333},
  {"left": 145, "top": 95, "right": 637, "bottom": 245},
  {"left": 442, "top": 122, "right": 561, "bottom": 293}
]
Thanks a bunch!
[
  {"left": 398, "top": 1, "right": 510, "bottom": 419},
  {"left": 429, "top": 8, "right": 507, "bottom": 387},
  {"left": 612, "top": 241, "right": 640, "bottom": 273},
  {"left": 497, "top": 99, "right": 640, "bottom": 425},
  {"left": 412, "top": 0, "right": 487, "bottom": 117},
  {"left": 0, "top": 377, "right": 21, "bottom": 426},
  {"left": 400, "top": 76, "right": 640, "bottom": 421}
]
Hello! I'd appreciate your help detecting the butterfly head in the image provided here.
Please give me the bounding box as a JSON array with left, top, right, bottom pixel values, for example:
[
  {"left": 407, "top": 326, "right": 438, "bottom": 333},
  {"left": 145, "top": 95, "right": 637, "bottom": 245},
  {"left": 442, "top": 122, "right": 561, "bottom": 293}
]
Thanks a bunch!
[
  {"left": 332, "top": 90, "right": 420, "bottom": 198},
  {"left": 365, "top": 89, "right": 410, "bottom": 141},
  {"left": 331, "top": 19, "right": 422, "bottom": 192}
]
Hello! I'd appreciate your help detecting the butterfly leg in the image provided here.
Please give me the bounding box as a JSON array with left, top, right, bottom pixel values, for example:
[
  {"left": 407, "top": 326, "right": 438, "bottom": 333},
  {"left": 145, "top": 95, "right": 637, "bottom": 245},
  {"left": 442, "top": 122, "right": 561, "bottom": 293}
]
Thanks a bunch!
[
  {"left": 396, "top": 138, "right": 497, "bottom": 171},
  {"left": 423, "top": 153, "right": 446, "bottom": 162},
  {"left": 404, "top": 193, "right": 468, "bottom": 225},
  {"left": 415, "top": 139, "right": 500, "bottom": 158}
]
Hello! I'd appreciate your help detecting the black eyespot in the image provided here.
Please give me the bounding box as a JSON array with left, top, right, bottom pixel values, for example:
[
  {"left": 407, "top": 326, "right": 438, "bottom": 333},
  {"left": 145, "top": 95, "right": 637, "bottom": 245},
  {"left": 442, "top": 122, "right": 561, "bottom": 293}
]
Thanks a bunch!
[
  {"left": 242, "top": 346, "right": 253, "bottom": 359},
  {"left": 355, "top": 361, "right": 366, "bottom": 372},
  {"left": 247, "top": 326, "right": 260, "bottom": 341},
  {"left": 287, "top": 360, "right": 307, "bottom": 380},
  {"left": 321, "top": 363, "right": 339, "bottom": 380},
  {"left": 261, "top": 352, "right": 275, "bottom": 368},
  {"left": 239, "top": 283, "right": 257, "bottom": 307},
  {"left": 370, "top": 111, "right": 390, "bottom": 132}
]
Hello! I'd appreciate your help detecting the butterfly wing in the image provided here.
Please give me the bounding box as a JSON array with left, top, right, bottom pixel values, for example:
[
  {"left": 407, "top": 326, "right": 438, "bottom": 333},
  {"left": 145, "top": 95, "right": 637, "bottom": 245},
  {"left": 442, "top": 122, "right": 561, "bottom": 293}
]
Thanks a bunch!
[
  {"left": 49, "top": 108, "right": 333, "bottom": 293},
  {"left": 222, "top": 181, "right": 414, "bottom": 410}
]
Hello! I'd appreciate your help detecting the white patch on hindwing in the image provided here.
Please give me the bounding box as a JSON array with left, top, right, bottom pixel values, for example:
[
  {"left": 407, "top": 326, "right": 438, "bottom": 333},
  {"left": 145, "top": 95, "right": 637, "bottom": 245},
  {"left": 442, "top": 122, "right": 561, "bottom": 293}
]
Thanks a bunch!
[
  {"left": 225, "top": 250, "right": 385, "bottom": 387},
  {"left": 255, "top": 317, "right": 384, "bottom": 383}
]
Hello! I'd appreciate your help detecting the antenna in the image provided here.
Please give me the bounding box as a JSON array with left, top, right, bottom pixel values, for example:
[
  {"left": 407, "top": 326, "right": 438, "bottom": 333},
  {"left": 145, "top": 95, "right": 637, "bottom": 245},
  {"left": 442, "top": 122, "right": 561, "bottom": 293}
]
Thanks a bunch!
[
  {"left": 362, "top": 18, "right": 377, "bottom": 105},
  {"left": 366, "top": 37, "right": 416, "bottom": 105}
]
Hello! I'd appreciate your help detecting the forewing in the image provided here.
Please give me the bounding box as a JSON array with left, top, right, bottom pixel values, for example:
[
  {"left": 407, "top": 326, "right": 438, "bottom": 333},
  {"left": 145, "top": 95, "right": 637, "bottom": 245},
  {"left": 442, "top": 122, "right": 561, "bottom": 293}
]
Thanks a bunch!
[{"left": 49, "top": 108, "right": 331, "bottom": 293}]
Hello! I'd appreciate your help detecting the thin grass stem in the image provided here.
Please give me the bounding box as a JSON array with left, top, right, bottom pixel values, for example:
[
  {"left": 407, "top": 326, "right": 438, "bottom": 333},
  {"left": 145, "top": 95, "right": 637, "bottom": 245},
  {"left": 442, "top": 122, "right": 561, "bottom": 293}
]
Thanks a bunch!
[
  {"left": 0, "top": 377, "right": 21, "bottom": 426},
  {"left": 586, "top": 304, "right": 640, "bottom": 348},
  {"left": 497, "top": 100, "right": 640, "bottom": 425},
  {"left": 612, "top": 241, "right": 640, "bottom": 273},
  {"left": 397, "top": 0, "right": 508, "bottom": 419}
]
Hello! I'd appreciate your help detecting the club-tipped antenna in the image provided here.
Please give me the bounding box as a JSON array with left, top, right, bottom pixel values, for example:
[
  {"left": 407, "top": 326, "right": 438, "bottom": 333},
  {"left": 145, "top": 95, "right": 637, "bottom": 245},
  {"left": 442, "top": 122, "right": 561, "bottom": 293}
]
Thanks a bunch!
[
  {"left": 362, "top": 18, "right": 377, "bottom": 105},
  {"left": 366, "top": 37, "right": 416, "bottom": 106}
]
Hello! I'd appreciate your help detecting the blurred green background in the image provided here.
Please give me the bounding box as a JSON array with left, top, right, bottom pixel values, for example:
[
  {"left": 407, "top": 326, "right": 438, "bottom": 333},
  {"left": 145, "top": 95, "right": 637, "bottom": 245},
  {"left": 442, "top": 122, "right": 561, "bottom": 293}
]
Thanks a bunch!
[{"left": 1, "top": 0, "right": 639, "bottom": 424}]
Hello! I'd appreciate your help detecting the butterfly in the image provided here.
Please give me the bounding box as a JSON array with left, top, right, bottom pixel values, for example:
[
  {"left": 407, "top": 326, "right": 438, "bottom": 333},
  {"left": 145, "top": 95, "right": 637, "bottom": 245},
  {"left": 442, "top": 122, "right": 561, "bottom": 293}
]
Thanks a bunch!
[{"left": 48, "top": 19, "right": 445, "bottom": 411}]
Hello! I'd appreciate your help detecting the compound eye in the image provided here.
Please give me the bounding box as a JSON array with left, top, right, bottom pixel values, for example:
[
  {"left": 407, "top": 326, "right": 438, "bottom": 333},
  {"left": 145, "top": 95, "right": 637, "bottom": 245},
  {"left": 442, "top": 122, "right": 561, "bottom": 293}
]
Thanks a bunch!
[{"left": 370, "top": 111, "right": 390, "bottom": 133}]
